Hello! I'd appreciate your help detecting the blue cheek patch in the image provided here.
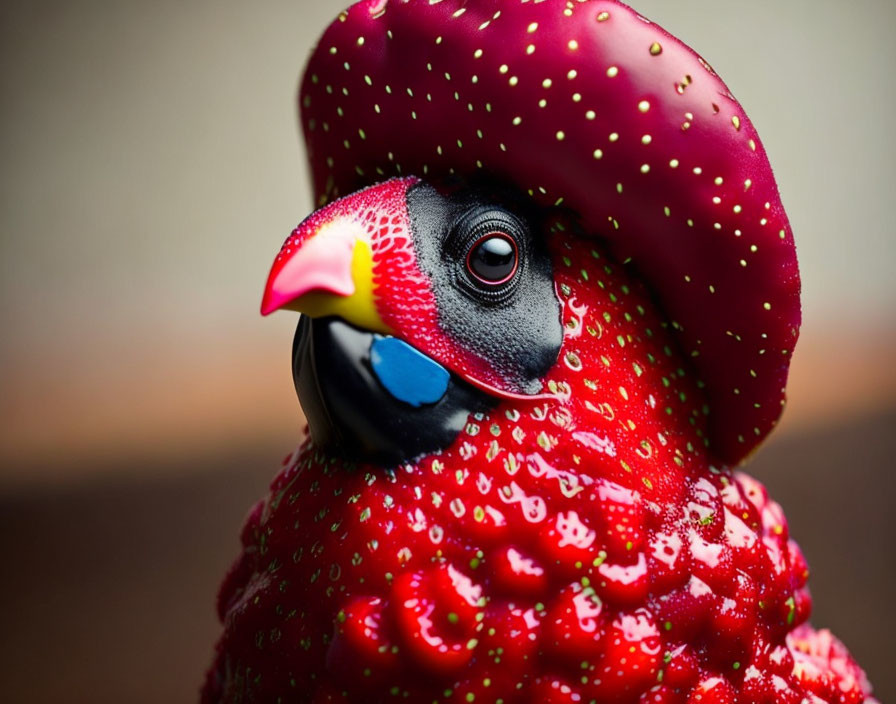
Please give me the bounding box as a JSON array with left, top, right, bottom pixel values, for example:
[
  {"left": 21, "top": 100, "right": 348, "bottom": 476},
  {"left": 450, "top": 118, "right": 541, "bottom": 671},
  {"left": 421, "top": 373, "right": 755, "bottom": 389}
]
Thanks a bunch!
[{"left": 370, "top": 336, "right": 451, "bottom": 408}]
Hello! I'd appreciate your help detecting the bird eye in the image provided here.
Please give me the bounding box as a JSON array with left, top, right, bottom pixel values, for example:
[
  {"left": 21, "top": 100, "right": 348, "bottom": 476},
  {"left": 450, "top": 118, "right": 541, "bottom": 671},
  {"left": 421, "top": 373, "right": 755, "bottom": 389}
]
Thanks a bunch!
[{"left": 465, "top": 233, "right": 519, "bottom": 285}]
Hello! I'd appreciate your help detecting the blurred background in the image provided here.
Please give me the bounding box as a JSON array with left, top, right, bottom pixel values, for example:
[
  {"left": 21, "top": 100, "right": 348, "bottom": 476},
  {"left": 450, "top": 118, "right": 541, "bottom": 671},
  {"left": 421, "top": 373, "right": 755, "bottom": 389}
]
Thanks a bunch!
[{"left": 1, "top": 0, "right": 893, "bottom": 702}]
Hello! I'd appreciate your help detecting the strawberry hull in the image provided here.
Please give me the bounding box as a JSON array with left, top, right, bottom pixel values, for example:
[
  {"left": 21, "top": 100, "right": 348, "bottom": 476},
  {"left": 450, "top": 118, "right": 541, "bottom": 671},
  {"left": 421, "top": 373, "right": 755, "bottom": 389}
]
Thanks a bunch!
[{"left": 202, "top": 233, "right": 871, "bottom": 703}]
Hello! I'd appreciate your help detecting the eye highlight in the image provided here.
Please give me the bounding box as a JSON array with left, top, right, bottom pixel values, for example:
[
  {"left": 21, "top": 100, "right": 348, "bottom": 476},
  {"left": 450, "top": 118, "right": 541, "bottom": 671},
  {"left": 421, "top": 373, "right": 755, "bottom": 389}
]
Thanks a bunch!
[{"left": 466, "top": 232, "right": 519, "bottom": 285}]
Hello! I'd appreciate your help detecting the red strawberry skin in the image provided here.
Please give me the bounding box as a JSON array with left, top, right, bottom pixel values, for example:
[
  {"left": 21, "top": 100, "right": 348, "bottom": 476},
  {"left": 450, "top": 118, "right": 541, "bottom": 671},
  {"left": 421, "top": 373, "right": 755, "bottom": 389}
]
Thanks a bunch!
[
  {"left": 202, "top": 228, "right": 875, "bottom": 703},
  {"left": 203, "top": 0, "right": 872, "bottom": 701}
]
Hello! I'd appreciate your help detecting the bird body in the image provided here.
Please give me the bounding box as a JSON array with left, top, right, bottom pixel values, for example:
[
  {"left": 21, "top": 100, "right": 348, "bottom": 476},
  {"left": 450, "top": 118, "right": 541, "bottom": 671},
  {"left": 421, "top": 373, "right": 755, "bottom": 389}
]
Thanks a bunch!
[{"left": 203, "top": 1, "right": 877, "bottom": 702}]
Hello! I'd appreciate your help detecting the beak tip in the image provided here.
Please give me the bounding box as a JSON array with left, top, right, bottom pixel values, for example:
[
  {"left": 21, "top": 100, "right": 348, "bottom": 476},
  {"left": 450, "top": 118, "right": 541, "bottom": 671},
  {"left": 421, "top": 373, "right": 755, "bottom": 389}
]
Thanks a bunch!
[{"left": 260, "top": 282, "right": 282, "bottom": 317}]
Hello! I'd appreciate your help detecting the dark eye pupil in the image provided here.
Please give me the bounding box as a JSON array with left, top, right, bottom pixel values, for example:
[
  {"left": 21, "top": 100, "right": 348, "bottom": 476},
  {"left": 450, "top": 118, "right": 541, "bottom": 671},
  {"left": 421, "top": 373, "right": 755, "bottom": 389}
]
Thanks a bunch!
[{"left": 468, "top": 234, "right": 517, "bottom": 284}]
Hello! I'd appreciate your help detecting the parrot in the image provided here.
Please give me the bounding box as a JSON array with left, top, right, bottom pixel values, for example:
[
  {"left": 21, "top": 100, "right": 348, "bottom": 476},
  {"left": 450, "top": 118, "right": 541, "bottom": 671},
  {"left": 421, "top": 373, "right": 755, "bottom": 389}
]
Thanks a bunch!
[{"left": 202, "top": 1, "right": 878, "bottom": 703}]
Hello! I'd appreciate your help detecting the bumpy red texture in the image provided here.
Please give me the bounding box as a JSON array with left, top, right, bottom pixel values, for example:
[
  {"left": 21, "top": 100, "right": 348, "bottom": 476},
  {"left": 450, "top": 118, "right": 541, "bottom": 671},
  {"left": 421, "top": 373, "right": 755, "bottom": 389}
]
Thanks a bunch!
[
  {"left": 299, "top": 0, "right": 801, "bottom": 464},
  {"left": 203, "top": 228, "right": 871, "bottom": 703}
]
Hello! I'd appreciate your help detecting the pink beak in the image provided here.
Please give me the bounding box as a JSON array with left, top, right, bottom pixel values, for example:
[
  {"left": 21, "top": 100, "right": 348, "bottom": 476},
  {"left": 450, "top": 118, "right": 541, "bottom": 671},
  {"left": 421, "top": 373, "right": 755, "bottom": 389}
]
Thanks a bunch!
[
  {"left": 261, "top": 217, "right": 363, "bottom": 317},
  {"left": 260, "top": 178, "right": 419, "bottom": 333}
]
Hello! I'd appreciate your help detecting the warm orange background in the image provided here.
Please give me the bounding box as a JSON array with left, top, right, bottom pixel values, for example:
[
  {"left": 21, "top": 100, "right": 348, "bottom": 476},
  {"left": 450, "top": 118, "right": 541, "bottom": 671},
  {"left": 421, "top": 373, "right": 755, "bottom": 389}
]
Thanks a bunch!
[{"left": 1, "top": 0, "right": 894, "bottom": 702}]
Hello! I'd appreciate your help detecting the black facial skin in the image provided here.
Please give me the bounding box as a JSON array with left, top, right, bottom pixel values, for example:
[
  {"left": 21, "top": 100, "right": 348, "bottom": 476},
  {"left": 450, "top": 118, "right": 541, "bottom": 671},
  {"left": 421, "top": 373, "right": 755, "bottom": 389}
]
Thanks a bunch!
[
  {"left": 293, "top": 180, "right": 563, "bottom": 467},
  {"left": 406, "top": 181, "right": 563, "bottom": 395},
  {"left": 293, "top": 317, "right": 495, "bottom": 467}
]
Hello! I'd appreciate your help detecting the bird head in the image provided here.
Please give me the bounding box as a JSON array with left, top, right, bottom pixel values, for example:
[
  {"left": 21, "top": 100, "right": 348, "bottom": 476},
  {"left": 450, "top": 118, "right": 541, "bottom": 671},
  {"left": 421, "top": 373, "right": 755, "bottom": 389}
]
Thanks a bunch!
[
  {"left": 262, "top": 177, "right": 564, "bottom": 464},
  {"left": 261, "top": 0, "right": 800, "bottom": 469}
]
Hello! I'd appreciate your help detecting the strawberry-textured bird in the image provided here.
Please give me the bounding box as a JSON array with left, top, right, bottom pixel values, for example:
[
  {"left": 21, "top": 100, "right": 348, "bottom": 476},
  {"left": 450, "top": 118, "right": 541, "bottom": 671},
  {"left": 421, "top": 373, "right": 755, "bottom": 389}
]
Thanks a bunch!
[{"left": 203, "top": 1, "right": 877, "bottom": 702}]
